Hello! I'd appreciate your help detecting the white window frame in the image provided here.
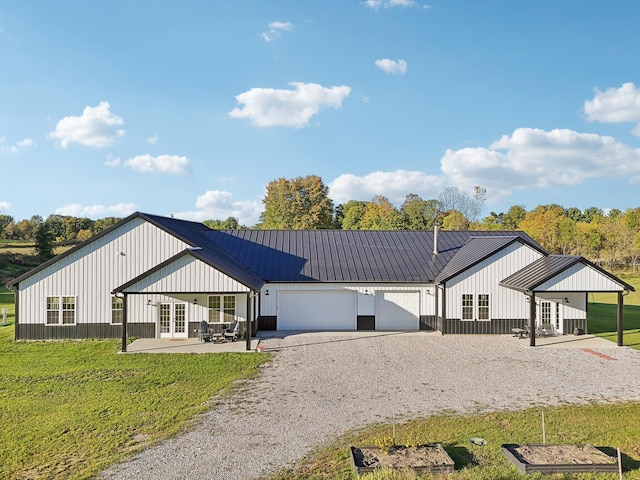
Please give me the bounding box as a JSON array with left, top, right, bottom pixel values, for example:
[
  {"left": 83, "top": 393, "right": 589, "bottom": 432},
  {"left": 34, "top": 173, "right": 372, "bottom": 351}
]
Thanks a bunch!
[
  {"left": 111, "top": 296, "right": 124, "bottom": 324},
  {"left": 461, "top": 294, "right": 490, "bottom": 321},
  {"left": 461, "top": 294, "right": 473, "bottom": 321},
  {"left": 208, "top": 295, "right": 236, "bottom": 323},
  {"left": 478, "top": 294, "right": 490, "bottom": 321},
  {"left": 46, "top": 295, "right": 76, "bottom": 326}
]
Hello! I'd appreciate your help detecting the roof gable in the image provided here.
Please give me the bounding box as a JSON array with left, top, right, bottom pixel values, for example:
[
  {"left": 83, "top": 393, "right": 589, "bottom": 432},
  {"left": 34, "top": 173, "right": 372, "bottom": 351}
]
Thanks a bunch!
[
  {"left": 500, "top": 255, "right": 635, "bottom": 293},
  {"left": 434, "top": 235, "right": 546, "bottom": 284},
  {"left": 114, "top": 248, "right": 262, "bottom": 293}
]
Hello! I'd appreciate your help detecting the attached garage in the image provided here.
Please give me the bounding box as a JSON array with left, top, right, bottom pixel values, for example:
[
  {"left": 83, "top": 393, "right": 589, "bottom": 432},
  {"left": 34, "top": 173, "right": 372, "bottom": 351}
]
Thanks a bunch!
[
  {"left": 277, "top": 290, "right": 357, "bottom": 330},
  {"left": 375, "top": 291, "right": 420, "bottom": 331}
]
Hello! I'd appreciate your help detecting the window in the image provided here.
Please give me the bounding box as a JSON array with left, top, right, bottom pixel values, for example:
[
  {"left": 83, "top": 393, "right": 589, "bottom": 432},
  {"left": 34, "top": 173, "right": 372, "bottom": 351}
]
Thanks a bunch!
[
  {"left": 46, "top": 297, "right": 59, "bottom": 325},
  {"left": 478, "top": 294, "right": 490, "bottom": 320},
  {"left": 46, "top": 296, "right": 76, "bottom": 325},
  {"left": 462, "top": 294, "right": 473, "bottom": 320},
  {"left": 208, "top": 295, "right": 236, "bottom": 323},
  {"left": 111, "top": 296, "right": 123, "bottom": 324}
]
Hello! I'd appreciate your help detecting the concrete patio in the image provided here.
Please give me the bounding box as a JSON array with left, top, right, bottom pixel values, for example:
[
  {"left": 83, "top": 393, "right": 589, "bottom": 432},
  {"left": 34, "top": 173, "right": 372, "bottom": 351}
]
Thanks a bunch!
[
  {"left": 120, "top": 330, "right": 622, "bottom": 354},
  {"left": 120, "top": 337, "right": 260, "bottom": 353}
]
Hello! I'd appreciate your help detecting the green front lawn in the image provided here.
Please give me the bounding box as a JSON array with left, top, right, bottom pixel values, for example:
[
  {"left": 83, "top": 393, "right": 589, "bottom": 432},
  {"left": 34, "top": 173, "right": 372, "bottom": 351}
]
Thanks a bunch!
[
  {"left": 0, "top": 287, "right": 269, "bottom": 480},
  {"left": 265, "top": 403, "right": 640, "bottom": 480},
  {"left": 589, "top": 275, "right": 640, "bottom": 349}
]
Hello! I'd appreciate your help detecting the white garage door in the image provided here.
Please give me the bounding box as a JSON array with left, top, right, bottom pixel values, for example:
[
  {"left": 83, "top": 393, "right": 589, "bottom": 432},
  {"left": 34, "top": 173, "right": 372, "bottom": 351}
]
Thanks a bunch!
[
  {"left": 278, "top": 291, "right": 356, "bottom": 330},
  {"left": 376, "top": 291, "right": 420, "bottom": 331}
]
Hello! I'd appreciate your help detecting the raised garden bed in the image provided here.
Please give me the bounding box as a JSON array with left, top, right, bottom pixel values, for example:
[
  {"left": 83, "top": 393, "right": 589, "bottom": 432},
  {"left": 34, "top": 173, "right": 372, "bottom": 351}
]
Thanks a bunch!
[
  {"left": 502, "top": 443, "right": 619, "bottom": 474},
  {"left": 350, "top": 444, "right": 455, "bottom": 476}
]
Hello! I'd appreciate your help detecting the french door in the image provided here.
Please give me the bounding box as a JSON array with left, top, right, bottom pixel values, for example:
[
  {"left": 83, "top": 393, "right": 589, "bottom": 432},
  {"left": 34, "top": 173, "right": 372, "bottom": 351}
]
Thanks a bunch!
[
  {"left": 539, "top": 301, "right": 562, "bottom": 334},
  {"left": 158, "top": 303, "right": 188, "bottom": 338}
]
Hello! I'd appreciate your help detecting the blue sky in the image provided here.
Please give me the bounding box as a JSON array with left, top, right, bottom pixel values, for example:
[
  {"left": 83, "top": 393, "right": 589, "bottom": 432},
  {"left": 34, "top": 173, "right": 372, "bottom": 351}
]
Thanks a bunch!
[{"left": 2, "top": 0, "right": 640, "bottom": 226}]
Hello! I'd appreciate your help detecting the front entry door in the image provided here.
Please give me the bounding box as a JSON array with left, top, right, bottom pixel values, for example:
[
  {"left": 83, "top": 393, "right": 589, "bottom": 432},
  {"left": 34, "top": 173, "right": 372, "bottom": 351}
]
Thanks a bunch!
[
  {"left": 158, "top": 303, "right": 188, "bottom": 338},
  {"left": 539, "top": 301, "right": 562, "bottom": 335}
]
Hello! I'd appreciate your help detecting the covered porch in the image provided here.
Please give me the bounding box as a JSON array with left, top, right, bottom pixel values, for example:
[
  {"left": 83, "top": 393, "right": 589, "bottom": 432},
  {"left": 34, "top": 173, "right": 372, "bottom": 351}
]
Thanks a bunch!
[
  {"left": 112, "top": 248, "right": 266, "bottom": 352},
  {"left": 500, "top": 255, "right": 635, "bottom": 347}
]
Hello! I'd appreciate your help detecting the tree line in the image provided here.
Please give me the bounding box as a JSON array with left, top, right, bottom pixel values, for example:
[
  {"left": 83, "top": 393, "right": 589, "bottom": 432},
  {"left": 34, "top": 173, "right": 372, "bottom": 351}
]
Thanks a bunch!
[{"left": 2, "top": 175, "right": 639, "bottom": 271}]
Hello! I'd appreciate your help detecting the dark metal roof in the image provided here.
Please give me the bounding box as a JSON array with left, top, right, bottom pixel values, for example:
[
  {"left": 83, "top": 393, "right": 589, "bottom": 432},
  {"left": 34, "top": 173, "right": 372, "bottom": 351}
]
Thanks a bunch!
[
  {"left": 7, "top": 211, "right": 545, "bottom": 287},
  {"left": 200, "top": 229, "right": 541, "bottom": 283},
  {"left": 500, "top": 255, "right": 636, "bottom": 292}
]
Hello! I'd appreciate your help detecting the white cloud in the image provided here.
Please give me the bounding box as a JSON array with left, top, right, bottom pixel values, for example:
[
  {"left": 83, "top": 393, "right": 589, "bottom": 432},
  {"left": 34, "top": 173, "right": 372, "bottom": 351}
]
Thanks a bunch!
[
  {"left": 584, "top": 82, "right": 640, "bottom": 136},
  {"left": 174, "top": 189, "right": 262, "bottom": 226},
  {"left": 55, "top": 202, "right": 137, "bottom": 218},
  {"left": 329, "top": 170, "right": 444, "bottom": 205},
  {"left": 147, "top": 133, "right": 158, "bottom": 145},
  {"left": 375, "top": 58, "right": 408, "bottom": 75},
  {"left": 48, "top": 101, "right": 125, "bottom": 148},
  {"left": 104, "top": 154, "right": 121, "bottom": 167},
  {"left": 0, "top": 137, "right": 35, "bottom": 153},
  {"left": 262, "top": 21, "right": 293, "bottom": 42},
  {"left": 365, "top": 0, "right": 428, "bottom": 9},
  {"left": 440, "top": 127, "right": 640, "bottom": 201},
  {"left": 229, "top": 82, "right": 351, "bottom": 127},
  {"left": 0, "top": 201, "right": 11, "bottom": 211},
  {"left": 123, "top": 154, "right": 190, "bottom": 174}
]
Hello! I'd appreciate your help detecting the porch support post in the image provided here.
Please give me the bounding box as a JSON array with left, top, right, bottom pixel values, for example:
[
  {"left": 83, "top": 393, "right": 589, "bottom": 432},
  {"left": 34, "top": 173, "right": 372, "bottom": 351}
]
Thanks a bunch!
[
  {"left": 617, "top": 291, "right": 624, "bottom": 347},
  {"left": 121, "top": 293, "right": 128, "bottom": 353},
  {"left": 246, "top": 292, "right": 252, "bottom": 351},
  {"left": 529, "top": 292, "right": 536, "bottom": 347}
]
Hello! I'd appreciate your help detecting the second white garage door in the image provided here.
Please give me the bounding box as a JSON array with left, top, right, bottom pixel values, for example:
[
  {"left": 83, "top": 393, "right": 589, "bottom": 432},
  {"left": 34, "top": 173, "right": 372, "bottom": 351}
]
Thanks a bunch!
[
  {"left": 277, "top": 291, "right": 357, "bottom": 330},
  {"left": 376, "top": 291, "right": 420, "bottom": 330}
]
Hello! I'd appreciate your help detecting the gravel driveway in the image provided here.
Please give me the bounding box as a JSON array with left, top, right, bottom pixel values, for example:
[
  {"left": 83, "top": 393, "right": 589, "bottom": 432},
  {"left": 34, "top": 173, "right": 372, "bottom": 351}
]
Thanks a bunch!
[{"left": 99, "top": 332, "right": 640, "bottom": 480}]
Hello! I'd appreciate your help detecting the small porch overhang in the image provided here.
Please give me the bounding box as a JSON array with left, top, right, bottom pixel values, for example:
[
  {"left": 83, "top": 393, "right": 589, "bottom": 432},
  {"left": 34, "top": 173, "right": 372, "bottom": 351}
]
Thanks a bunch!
[
  {"left": 112, "top": 248, "right": 265, "bottom": 352},
  {"left": 500, "top": 255, "right": 634, "bottom": 347}
]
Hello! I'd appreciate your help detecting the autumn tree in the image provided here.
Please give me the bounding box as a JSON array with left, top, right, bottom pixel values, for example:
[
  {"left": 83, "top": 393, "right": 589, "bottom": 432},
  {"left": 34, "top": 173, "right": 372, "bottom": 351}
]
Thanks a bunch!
[
  {"left": 519, "top": 205, "right": 566, "bottom": 253},
  {"left": 360, "top": 196, "right": 402, "bottom": 230},
  {"left": 204, "top": 217, "right": 240, "bottom": 229},
  {"left": 259, "top": 175, "right": 334, "bottom": 229},
  {"left": 400, "top": 194, "right": 442, "bottom": 230},
  {"left": 340, "top": 200, "right": 368, "bottom": 230},
  {"left": 442, "top": 210, "right": 469, "bottom": 230},
  {"left": 0, "top": 214, "right": 13, "bottom": 239},
  {"left": 93, "top": 217, "right": 121, "bottom": 234}
]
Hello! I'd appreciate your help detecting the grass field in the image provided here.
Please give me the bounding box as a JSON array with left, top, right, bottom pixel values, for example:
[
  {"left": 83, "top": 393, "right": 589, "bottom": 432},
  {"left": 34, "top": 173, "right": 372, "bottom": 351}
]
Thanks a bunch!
[{"left": 0, "top": 287, "right": 269, "bottom": 480}]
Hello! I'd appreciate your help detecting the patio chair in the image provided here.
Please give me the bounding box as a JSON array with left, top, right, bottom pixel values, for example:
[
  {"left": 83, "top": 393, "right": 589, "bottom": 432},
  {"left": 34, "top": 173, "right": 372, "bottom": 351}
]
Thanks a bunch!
[
  {"left": 222, "top": 320, "right": 240, "bottom": 342},
  {"left": 537, "top": 323, "right": 556, "bottom": 337},
  {"left": 197, "top": 320, "right": 212, "bottom": 342}
]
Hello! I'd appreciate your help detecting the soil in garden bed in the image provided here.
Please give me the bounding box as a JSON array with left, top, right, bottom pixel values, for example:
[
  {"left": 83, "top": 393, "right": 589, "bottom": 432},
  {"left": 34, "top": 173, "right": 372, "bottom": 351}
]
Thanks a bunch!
[
  {"left": 352, "top": 444, "right": 454, "bottom": 470},
  {"left": 512, "top": 444, "right": 616, "bottom": 465}
]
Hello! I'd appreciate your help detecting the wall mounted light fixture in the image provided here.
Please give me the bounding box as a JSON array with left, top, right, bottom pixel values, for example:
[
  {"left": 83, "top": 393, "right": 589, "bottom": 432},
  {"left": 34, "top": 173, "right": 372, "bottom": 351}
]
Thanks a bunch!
[
  {"left": 265, "top": 289, "right": 270, "bottom": 296},
  {"left": 193, "top": 298, "right": 198, "bottom": 305}
]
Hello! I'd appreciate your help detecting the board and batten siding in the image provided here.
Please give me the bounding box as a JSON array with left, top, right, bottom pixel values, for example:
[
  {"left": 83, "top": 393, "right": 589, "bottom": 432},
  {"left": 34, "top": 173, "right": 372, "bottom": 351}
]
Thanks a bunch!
[
  {"left": 535, "top": 262, "right": 628, "bottom": 292},
  {"left": 446, "top": 242, "right": 544, "bottom": 321},
  {"left": 260, "top": 283, "right": 435, "bottom": 318},
  {"left": 121, "top": 255, "right": 251, "bottom": 294},
  {"left": 17, "top": 217, "right": 191, "bottom": 329}
]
